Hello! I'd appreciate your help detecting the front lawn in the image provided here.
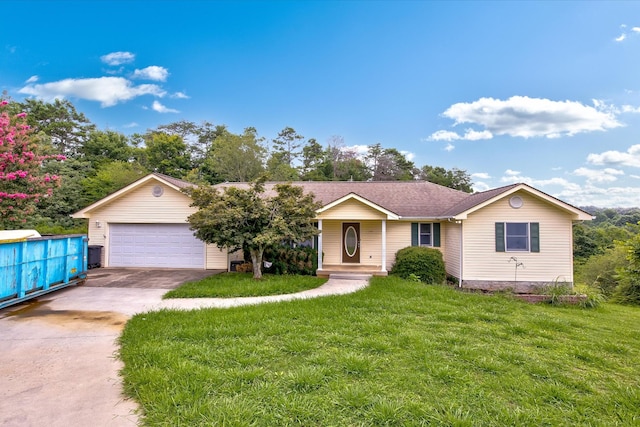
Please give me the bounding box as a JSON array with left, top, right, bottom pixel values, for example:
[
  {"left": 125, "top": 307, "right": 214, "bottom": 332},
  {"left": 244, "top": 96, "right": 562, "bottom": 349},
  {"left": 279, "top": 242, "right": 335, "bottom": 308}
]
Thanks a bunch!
[
  {"left": 121, "top": 276, "right": 640, "bottom": 426},
  {"left": 163, "top": 272, "right": 327, "bottom": 298}
]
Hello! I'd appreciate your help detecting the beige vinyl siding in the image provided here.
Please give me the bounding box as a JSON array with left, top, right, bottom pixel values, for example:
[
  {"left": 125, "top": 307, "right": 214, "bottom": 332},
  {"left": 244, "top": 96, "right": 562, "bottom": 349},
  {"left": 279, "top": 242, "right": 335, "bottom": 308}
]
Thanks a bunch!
[
  {"left": 386, "top": 221, "right": 411, "bottom": 270},
  {"left": 90, "top": 181, "right": 196, "bottom": 223},
  {"left": 205, "top": 246, "right": 229, "bottom": 270},
  {"left": 320, "top": 220, "right": 342, "bottom": 265},
  {"left": 87, "top": 181, "right": 205, "bottom": 268},
  {"left": 462, "top": 191, "right": 574, "bottom": 283},
  {"left": 359, "top": 220, "right": 382, "bottom": 266},
  {"left": 443, "top": 221, "right": 462, "bottom": 279},
  {"left": 318, "top": 199, "right": 387, "bottom": 220}
]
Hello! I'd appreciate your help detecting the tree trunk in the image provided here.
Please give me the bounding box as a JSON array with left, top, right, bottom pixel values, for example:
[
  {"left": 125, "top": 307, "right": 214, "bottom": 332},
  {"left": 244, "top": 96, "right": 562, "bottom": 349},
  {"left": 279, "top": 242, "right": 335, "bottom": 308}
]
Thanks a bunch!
[{"left": 250, "top": 247, "right": 263, "bottom": 279}]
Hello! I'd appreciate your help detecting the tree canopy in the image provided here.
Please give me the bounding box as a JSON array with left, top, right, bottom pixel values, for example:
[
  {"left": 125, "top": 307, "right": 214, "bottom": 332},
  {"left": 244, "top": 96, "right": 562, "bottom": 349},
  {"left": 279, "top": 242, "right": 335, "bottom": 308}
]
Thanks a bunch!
[
  {"left": 0, "top": 96, "right": 479, "bottom": 232},
  {"left": 186, "top": 178, "right": 322, "bottom": 279},
  {"left": 0, "top": 101, "right": 65, "bottom": 229}
]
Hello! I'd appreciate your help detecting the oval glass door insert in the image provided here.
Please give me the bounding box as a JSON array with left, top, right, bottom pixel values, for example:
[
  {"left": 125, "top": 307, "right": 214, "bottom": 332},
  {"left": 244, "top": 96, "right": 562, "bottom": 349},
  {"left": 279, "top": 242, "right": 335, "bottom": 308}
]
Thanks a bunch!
[{"left": 344, "top": 226, "right": 358, "bottom": 257}]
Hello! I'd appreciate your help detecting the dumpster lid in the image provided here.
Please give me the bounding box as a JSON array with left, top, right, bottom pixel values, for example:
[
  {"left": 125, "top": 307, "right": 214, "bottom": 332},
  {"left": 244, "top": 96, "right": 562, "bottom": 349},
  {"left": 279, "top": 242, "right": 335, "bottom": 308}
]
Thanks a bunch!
[{"left": 0, "top": 229, "right": 42, "bottom": 243}]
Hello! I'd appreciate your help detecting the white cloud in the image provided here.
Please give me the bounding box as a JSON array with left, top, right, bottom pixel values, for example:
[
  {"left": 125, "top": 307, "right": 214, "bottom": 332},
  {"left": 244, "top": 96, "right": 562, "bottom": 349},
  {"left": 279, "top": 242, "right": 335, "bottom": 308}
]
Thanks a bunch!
[
  {"left": 123, "top": 122, "right": 139, "bottom": 128},
  {"left": 573, "top": 167, "right": 624, "bottom": 183},
  {"left": 633, "top": 27, "right": 640, "bottom": 33},
  {"left": 171, "top": 91, "right": 189, "bottom": 99},
  {"left": 427, "top": 128, "right": 492, "bottom": 142},
  {"left": 444, "top": 143, "right": 455, "bottom": 152},
  {"left": 556, "top": 184, "right": 640, "bottom": 208},
  {"left": 615, "top": 33, "right": 626, "bottom": 42},
  {"left": 428, "top": 130, "right": 460, "bottom": 141},
  {"left": 631, "top": 175, "right": 640, "bottom": 179},
  {"left": 499, "top": 170, "right": 582, "bottom": 192},
  {"left": 151, "top": 100, "right": 179, "bottom": 113},
  {"left": 587, "top": 144, "right": 640, "bottom": 168},
  {"left": 133, "top": 66, "right": 169, "bottom": 82},
  {"left": 434, "top": 96, "right": 622, "bottom": 140},
  {"left": 101, "top": 51, "right": 135, "bottom": 66},
  {"left": 472, "top": 181, "right": 491, "bottom": 192},
  {"left": 471, "top": 172, "right": 491, "bottom": 180},
  {"left": 19, "top": 77, "right": 166, "bottom": 107},
  {"left": 25, "top": 75, "right": 38, "bottom": 84},
  {"left": 621, "top": 105, "right": 640, "bottom": 113},
  {"left": 463, "top": 129, "right": 493, "bottom": 141}
]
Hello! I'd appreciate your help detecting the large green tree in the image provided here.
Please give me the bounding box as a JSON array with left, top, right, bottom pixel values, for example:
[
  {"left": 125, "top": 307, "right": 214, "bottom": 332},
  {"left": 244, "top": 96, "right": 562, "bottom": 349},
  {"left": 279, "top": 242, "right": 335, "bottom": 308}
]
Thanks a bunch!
[
  {"left": 420, "top": 165, "right": 473, "bottom": 193},
  {"left": 80, "top": 130, "right": 133, "bottom": 169},
  {"left": 300, "top": 138, "right": 328, "bottom": 181},
  {"left": 202, "top": 127, "right": 266, "bottom": 183},
  {"left": 139, "top": 132, "right": 192, "bottom": 177},
  {"left": 612, "top": 231, "right": 640, "bottom": 305},
  {"left": 156, "top": 120, "right": 223, "bottom": 168},
  {"left": 82, "top": 161, "right": 148, "bottom": 204},
  {"left": 186, "top": 178, "right": 321, "bottom": 279},
  {"left": 19, "top": 98, "right": 95, "bottom": 157},
  {"left": 369, "top": 147, "right": 416, "bottom": 181}
]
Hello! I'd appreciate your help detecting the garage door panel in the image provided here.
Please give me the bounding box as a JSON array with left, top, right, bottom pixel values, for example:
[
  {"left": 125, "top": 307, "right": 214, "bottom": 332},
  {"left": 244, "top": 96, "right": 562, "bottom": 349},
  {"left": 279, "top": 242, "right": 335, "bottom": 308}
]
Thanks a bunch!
[{"left": 109, "top": 224, "right": 204, "bottom": 268}]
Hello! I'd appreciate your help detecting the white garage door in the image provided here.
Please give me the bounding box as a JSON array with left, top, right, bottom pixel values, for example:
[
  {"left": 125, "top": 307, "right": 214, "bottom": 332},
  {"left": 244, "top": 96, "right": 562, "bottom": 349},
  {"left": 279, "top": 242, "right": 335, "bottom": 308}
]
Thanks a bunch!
[{"left": 109, "top": 223, "right": 204, "bottom": 268}]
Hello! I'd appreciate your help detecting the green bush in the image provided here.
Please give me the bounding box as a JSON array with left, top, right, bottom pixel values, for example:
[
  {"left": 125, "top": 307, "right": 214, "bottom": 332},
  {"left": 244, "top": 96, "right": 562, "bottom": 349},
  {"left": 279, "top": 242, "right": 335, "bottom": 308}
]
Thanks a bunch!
[
  {"left": 574, "top": 244, "right": 627, "bottom": 296},
  {"left": 391, "top": 246, "right": 446, "bottom": 284},
  {"left": 263, "top": 245, "right": 318, "bottom": 276},
  {"left": 611, "top": 278, "right": 640, "bottom": 305}
]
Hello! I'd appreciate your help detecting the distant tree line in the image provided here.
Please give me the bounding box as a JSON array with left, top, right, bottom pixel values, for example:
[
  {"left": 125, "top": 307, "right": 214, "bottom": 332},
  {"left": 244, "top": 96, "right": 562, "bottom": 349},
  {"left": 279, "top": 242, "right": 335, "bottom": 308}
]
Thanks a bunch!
[
  {"left": 574, "top": 207, "right": 640, "bottom": 305},
  {"left": 0, "top": 95, "right": 473, "bottom": 231}
]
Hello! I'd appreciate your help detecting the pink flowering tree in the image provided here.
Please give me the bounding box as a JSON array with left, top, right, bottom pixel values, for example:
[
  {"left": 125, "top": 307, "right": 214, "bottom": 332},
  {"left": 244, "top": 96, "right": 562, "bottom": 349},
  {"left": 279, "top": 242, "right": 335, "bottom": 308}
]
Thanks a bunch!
[{"left": 0, "top": 101, "right": 65, "bottom": 229}]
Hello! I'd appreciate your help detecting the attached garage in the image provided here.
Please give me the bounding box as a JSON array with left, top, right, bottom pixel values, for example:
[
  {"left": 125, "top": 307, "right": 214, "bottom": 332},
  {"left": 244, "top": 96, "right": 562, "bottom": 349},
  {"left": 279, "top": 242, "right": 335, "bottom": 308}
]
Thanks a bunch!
[
  {"left": 109, "top": 223, "right": 204, "bottom": 268},
  {"left": 72, "top": 173, "right": 230, "bottom": 270}
]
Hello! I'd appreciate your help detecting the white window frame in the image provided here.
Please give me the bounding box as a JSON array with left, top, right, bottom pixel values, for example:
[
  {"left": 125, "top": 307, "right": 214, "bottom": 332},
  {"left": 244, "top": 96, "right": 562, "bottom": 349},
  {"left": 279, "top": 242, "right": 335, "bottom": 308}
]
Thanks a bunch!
[
  {"left": 505, "top": 222, "right": 529, "bottom": 252},
  {"left": 419, "top": 223, "right": 432, "bottom": 247}
]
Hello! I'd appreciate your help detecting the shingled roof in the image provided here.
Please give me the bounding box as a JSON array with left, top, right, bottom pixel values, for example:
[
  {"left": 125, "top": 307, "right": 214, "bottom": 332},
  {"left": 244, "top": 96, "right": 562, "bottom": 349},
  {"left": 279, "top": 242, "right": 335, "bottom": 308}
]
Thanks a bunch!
[
  {"left": 213, "top": 180, "right": 592, "bottom": 220},
  {"left": 152, "top": 172, "right": 195, "bottom": 189},
  {"left": 214, "top": 180, "right": 472, "bottom": 218}
]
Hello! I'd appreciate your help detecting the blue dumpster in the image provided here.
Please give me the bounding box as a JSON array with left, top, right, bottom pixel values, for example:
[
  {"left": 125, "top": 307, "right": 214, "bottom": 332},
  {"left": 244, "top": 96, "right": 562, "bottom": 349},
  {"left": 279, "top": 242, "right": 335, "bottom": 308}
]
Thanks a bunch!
[{"left": 0, "top": 234, "right": 88, "bottom": 309}]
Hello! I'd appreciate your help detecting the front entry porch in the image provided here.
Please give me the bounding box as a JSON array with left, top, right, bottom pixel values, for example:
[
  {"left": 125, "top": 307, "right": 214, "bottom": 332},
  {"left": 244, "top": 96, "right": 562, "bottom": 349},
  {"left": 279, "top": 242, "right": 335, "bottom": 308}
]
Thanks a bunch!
[{"left": 316, "top": 264, "right": 389, "bottom": 278}]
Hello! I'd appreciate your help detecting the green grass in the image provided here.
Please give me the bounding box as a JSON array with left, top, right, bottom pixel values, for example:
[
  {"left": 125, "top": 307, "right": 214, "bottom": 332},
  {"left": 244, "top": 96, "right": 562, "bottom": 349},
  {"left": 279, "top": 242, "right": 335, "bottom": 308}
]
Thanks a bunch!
[
  {"left": 163, "top": 272, "right": 327, "bottom": 298},
  {"left": 120, "top": 276, "right": 640, "bottom": 426}
]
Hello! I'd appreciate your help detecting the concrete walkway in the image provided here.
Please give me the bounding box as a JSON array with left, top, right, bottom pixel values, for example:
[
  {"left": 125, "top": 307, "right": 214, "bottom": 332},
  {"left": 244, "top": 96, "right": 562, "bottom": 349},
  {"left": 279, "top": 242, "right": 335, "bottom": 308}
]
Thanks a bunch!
[{"left": 0, "top": 274, "right": 370, "bottom": 427}]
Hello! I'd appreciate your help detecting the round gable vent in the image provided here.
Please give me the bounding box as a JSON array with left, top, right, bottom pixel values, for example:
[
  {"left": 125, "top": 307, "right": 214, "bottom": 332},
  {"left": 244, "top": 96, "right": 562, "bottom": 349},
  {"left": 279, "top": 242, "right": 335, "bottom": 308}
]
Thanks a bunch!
[
  {"left": 509, "top": 195, "right": 523, "bottom": 209},
  {"left": 152, "top": 185, "right": 164, "bottom": 197}
]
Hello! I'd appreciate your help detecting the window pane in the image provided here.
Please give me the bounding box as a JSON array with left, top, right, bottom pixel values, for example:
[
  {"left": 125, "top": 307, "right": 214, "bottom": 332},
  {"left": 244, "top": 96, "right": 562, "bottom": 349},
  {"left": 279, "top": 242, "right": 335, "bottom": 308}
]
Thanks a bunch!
[
  {"left": 506, "top": 223, "right": 529, "bottom": 251},
  {"left": 419, "top": 223, "right": 431, "bottom": 246},
  {"left": 507, "top": 223, "right": 528, "bottom": 235}
]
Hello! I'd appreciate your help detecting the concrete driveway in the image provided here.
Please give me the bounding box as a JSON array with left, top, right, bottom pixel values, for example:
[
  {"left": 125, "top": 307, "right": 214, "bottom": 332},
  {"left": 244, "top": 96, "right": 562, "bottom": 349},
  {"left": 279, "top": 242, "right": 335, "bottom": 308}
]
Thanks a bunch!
[
  {"left": 0, "top": 269, "right": 369, "bottom": 427},
  {"left": 0, "top": 268, "right": 220, "bottom": 427}
]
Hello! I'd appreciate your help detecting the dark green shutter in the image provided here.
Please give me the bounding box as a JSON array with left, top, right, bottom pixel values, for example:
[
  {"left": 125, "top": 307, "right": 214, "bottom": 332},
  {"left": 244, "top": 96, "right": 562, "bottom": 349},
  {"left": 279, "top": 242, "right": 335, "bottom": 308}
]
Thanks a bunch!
[
  {"left": 495, "top": 222, "right": 505, "bottom": 252},
  {"left": 530, "top": 222, "right": 540, "bottom": 253},
  {"left": 411, "top": 223, "right": 419, "bottom": 246},
  {"left": 433, "top": 223, "right": 441, "bottom": 247}
]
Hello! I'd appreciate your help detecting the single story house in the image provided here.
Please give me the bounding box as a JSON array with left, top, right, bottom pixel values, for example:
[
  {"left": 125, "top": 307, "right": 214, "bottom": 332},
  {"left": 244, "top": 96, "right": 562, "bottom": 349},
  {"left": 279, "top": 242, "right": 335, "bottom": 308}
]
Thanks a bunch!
[{"left": 72, "top": 173, "right": 593, "bottom": 293}]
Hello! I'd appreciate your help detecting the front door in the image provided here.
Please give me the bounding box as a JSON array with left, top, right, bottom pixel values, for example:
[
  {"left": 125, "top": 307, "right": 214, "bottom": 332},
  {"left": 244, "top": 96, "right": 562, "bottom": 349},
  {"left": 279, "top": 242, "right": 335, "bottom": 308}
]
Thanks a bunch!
[{"left": 342, "top": 222, "right": 360, "bottom": 263}]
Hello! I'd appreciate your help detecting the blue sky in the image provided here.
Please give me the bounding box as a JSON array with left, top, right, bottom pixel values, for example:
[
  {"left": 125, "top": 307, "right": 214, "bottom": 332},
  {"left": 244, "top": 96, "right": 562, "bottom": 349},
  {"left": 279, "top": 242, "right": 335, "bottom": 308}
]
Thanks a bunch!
[{"left": 3, "top": 1, "right": 640, "bottom": 207}]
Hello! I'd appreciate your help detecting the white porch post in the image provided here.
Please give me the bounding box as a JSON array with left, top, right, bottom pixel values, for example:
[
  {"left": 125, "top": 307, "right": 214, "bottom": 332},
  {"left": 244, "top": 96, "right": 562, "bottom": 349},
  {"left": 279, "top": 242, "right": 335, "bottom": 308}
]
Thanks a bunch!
[
  {"left": 317, "top": 219, "right": 323, "bottom": 270},
  {"left": 381, "top": 219, "right": 387, "bottom": 272}
]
